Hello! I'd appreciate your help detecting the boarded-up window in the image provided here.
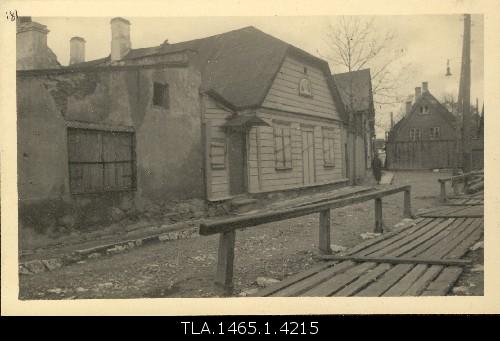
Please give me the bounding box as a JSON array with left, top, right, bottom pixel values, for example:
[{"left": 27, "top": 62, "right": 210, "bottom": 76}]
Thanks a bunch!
[
  {"left": 274, "top": 125, "right": 292, "bottom": 170},
  {"left": 409, "top": 128, "right": 422, "bottom": 141},
  {"left": 68, "top": 128, "right": 135, "bottom": 194},
  {"left": 153, "top": 82, "right": 169, "bottom": 108},
  {"left": 322, "top": 128, "right": 335, "bottom": 167},
  {"left": 210, "top": 139, "right": 226, "bottom": 170}
]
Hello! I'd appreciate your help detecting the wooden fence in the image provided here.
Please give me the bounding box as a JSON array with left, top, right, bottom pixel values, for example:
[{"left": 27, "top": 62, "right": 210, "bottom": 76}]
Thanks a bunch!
[{"left": 386, "top": 140, "right": 459, "bottom": 170}]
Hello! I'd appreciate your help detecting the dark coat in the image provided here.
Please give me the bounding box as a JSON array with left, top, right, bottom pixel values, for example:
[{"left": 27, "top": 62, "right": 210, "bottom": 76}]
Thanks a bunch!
[{"left": 372, "top": 156, "right": 382, "bottom": 182}]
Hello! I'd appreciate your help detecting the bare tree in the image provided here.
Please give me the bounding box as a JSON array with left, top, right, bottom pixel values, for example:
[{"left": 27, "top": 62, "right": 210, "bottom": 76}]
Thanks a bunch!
[{"left": 320, "top": 16, "right": 413, "bottom": 107}]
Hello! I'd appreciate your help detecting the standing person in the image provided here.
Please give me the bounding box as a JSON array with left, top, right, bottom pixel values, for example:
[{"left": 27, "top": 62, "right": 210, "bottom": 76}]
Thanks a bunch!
[{"left": 372, "top": 152, "right": 382, "bottom": 185}]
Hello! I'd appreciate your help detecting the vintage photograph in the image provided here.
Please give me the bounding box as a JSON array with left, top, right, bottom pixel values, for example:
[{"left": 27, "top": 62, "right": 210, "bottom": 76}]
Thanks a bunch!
[{"left": 14, "top": 14, "right": 484, "bottom": 300}]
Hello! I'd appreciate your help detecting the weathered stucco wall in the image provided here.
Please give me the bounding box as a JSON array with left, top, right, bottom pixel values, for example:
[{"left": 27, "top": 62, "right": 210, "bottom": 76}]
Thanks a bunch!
[{"left": 17, "top": 63, "right": 204, "bottom": 230}]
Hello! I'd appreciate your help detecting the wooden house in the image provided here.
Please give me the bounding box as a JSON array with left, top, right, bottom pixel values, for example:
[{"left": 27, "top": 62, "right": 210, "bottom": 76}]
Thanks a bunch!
[
  {"left": 386, "top": 82, "right": 459, "bottom": 169},
  {"left": 332, "top": 69, "right": 375, "bottom": 183}
]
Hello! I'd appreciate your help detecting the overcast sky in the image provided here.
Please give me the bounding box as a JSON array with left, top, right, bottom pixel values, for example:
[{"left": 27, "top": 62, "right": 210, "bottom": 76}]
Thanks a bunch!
[{"left": 33, "top": 15, "right": 484, "bottom": 138}]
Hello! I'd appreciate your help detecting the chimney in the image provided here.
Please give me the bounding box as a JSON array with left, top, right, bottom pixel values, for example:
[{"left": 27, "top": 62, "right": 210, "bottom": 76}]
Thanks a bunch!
[
  {"left": 110, "top": 17, "right": 131, "bottom": 61},
  {"left": 406, "top": 101, "right": 412, "bottom": 115},
  {"left": 415, "top": 87, "right": 422, "bottom": 99},
  {"left": 422, "top": 82, "right": 429, "bottom": 93},
  {"left": 70, "top": 37, "right": 86, "bottom": 65},
  {"left": 16, "top": 18, "right": 50, "bottom": 70}
]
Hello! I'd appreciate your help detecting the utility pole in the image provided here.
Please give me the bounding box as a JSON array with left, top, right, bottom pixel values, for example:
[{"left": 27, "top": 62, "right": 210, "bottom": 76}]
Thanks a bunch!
[{"left": 460, "top": 14, "right": 472, "bottom": 173}]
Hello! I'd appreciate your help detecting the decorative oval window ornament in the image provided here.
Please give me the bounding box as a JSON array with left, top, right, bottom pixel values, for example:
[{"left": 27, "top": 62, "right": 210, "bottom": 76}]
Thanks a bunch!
[{"left": 298, "top": 78, "right": 313, "bottom": 97}]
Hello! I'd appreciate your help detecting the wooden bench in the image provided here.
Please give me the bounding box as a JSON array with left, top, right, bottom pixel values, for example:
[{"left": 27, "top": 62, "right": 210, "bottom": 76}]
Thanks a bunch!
[
  {"left": 199, "top": 185, "right": 413, "bottom": 292},
  {"left": 438, "top": 170, "right": 483, "bottom": 202}
]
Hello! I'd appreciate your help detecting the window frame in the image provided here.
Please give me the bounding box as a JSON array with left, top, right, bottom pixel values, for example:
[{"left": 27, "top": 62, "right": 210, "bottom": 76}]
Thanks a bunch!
[
  {"left": 322, "top": 128, "right": 336, "bottom": 167},
  {"left": 152, "top": 82, "right": 170, "bottom": 109},
  {"left": 429, "top": 126, "right": 441, "bottom": 140},
  {"left": 409, "top": 128, "right": 422, "bottom": 141},
  {"left": 273, "top": 123, "right": 293, "bottom": 170},
  {"left": 67, "top": 128, "right": 136, "bottom": 195}
]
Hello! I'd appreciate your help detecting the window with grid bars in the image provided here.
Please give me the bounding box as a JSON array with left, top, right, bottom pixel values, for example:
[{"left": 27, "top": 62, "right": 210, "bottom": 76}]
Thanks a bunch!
[
  {"left": 273, "top": 125, "right": 292, "bottom": 170},
  {"left": 409, "top": 128, "right": 422, "bottom": 141},
  {"left": 67, "top": 128, "right": 135, "bottom": 194},
  {"left": 322, "top": 128, "right": 336, "bottom": 167},
  {"left": 429, "top": 126, "right": 440, "bottom": 139}
]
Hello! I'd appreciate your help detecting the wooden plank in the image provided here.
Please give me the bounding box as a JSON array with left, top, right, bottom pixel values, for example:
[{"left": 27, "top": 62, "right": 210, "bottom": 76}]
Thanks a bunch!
[
  {"left": 318, "top": 210, "right": 332, "bottom": 254},
  {"left": 400, "top": 218, "right": 469, "bottom": 258},
  {"left": 420, "top": 205, "right": 483, "bottom": 218},
  {"left": 333, "top": 263, "right": 392, "bottom": 296},
  {"left": 420, "top": 206, "right": 465, "bottom": 217},
  {"left": 420, "top": 266, "right": 463, "bottom": 296},
  {"left": 444, "top": 220, "right": 483, "bottom": 258},
  {"left": 403, "top": 265, "right": 443, "bottom": 296},
  {"left": 300, "top": 262, "right": 377, "bottom": 296},
  {"left": 200, "top": 185, "right": 411, "bottom": 235},
  {"left": 271, "top": 261, "right": 356, "bottom": 296},
  {"left": 355, "top": 264, "right": 414, "bottom": 297},
  {"left": 371, "top": 219, "right": 457, "bottom": 258},
  {"left": 421, "top": 218, "right": 481, "bottom": 258},
  {"left": 215, "top": 230, "right": 236, "bottom": 292},
  {"left": 345, "top": 218, "right": 428, "bottom": 256},
  {"left": 316, "top": 255, "right": 471, "bottom": 267},
  {"left": 382, "top": 264, "right": 428, "bottom": 296},
  {"left": 356, "top": 218, "right": 447, "bottom": 257},
  {"left": 252, "top": 261, "right": 337, "bottom": 297}
]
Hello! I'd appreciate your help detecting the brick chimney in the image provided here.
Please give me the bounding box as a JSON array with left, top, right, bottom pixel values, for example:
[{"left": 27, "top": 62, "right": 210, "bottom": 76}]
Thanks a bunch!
[
  {"left": 406, "top": 101, "right": 412, "bottom": 115},
  {"left": 110, "top": 17, "right": 131, "bottom": 61},
  {"left": 422, "top": 81, "right": 429, "bottom": 93},
  {"left": 70, "top": 37, "right": 86, "bottom": 65},
  {"left": 415, "top": 87, "right": 422, "bottom": 100},
  {"left": 16, "top": 18, "right": 58, "bottom": 70}
]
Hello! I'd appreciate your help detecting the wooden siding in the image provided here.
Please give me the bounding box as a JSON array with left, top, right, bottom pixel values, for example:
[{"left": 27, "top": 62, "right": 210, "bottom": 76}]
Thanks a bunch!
[
  {"left": 262, "top": 56, "right": 341, "bottom": 121},
  {"left": 204, "top": 95, "right": 233, "bottom": 200},
  {"left": 248, "top": 110, "right": 345, "bottom": 193}
]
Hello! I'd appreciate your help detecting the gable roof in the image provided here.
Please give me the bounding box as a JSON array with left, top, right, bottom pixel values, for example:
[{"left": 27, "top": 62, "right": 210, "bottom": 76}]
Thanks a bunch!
[
  {"left": 67, "top": 26, "right": 347, "bottom": 121},
  {"left": 332, "top": 69, "right": 373, "bottom": 114},
  {"left": 389, "top": 90, "right": 456, "bottom": 138}
]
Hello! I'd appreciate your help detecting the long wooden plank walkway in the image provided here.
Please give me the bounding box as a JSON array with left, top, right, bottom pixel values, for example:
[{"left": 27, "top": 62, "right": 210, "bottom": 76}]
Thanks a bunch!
[{"left": 255, "top": 193, "right": 483, "bottom": 297}]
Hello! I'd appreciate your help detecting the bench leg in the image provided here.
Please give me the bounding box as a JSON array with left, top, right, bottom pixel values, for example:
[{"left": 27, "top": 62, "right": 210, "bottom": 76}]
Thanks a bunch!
[
  {"left": 215, "top": 230, "right": 236, "bottom": 293},
  {"left": 374, "top": 198, "right": 384, "bottom": 233},
  {"left": 440, "top": 182, "right": 447, "bottom": 202},
  {"left": 319, "top": 209, "right": 332, "bottom": 255},
  {"left": 403, "top": 189, "right": 412, "bottom": 218}
]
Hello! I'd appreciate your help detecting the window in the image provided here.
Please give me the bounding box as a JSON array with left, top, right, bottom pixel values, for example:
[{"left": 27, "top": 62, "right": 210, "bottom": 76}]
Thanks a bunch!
[
  {"left": 210, "top": 139, "right": 226, "bottom": 170},
  {"left": 322, "top": 128, "right": 336, "bottom": 167},
  {"left": 68, "top": 128, "right": 135, "bottom": 194},
  {"left": 153, "top": 82, "right": 169, "bottom": 108},
  {"left": 430, "top": 126, "right": 440, "bottom": 140},
  {"left": 274, "top": 124, "right": 292, "bottom": 169},
  {"left": 409, "top": 128, "right": 422, "bottom": 141},
  {"left": 419, "top": 105, "right": 429, "bottom": 114},
  {"left": 298, "top": 78, "right": 313, "bottom": 97}
]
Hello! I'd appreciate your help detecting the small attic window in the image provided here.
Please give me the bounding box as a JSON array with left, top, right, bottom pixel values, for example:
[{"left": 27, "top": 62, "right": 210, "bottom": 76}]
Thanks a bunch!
[
  {"left": 303, "top": 67, "right": 308, "bottom": 74},
  {"left": 153, "top": 82, "right": 169, "bottom": 109},
  {"left": 420, "top": 105, "right": 429, "bottom": 114}
]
